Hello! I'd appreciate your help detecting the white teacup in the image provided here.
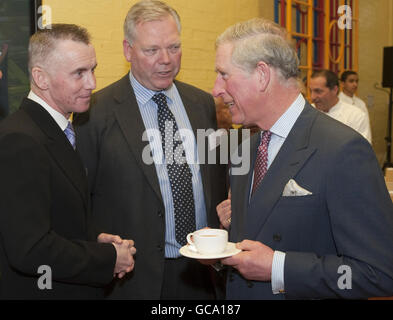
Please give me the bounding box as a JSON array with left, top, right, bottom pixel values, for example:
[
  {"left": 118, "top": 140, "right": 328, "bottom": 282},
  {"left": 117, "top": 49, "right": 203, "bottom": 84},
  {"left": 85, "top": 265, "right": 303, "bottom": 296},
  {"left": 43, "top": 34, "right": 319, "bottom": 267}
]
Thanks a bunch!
[{"left": 186, "top": 228, "right": 228, "bottom": 255}]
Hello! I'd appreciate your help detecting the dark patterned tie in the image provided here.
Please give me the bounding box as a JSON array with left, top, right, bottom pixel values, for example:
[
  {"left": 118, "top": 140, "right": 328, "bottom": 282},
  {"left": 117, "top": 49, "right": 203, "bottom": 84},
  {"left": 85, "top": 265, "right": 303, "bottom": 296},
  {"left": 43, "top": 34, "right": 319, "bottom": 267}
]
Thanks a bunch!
[
  {"left": 251, "top": 130, "right": 272, "bottom": 195},
  {"left": 152, "top": 93, "right": 196, "bottom": 246},
  {"left": 64, "top": 121, "right": 76, "bottom": 150}
]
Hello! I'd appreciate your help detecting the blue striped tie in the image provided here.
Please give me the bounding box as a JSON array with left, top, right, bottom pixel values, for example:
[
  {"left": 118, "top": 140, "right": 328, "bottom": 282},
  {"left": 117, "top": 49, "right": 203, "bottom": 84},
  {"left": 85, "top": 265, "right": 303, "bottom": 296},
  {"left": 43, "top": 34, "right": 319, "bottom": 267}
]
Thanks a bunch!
[{"left": 64, "top": 121, "right": 76, "bottom": 150}]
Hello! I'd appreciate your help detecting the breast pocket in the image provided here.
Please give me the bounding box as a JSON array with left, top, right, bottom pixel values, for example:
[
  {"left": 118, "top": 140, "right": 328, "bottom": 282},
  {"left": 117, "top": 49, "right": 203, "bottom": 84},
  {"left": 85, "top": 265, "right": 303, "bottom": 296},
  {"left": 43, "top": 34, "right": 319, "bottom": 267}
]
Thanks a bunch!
[{"left": 277, "top": 194, "right": 321, "bottom": 208}]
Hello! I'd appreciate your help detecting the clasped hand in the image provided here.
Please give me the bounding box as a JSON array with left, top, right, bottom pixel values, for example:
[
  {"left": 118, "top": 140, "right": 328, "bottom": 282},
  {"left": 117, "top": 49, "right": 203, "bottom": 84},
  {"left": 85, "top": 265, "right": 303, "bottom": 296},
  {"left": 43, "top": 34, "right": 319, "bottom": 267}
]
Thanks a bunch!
[{"left": 97, "top": 233, "right": 137, "bottom": 279}]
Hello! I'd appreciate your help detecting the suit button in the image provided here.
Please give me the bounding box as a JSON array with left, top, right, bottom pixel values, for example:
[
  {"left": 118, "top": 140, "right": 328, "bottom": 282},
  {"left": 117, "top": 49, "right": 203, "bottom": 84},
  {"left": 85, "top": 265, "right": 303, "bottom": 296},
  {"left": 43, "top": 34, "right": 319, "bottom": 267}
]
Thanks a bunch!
[
  {"left": 157, "top": 245, "right": 163, "bottom": 252},
  {"left": 273, "top": 234, "right": 282, "bottom": 242},
  {"left": 247, "top": 281, "right": 254, "bottom": 288},
  {"left": 158, "top": 210, "right": 164, "bottom": 218}
]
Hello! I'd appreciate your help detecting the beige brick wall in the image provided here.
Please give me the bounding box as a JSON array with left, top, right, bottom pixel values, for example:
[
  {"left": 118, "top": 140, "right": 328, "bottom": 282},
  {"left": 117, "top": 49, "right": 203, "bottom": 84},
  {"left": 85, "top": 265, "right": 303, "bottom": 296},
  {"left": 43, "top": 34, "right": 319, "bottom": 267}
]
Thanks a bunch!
[
  {"left": 358, "top": 0, "right": 393, "bottom": 164},
  {"left": 42, "top": 0, "right": 393, "bottom": 163},
  {"left": 42, "top": 0, "right": 271, "bottom": 92}
]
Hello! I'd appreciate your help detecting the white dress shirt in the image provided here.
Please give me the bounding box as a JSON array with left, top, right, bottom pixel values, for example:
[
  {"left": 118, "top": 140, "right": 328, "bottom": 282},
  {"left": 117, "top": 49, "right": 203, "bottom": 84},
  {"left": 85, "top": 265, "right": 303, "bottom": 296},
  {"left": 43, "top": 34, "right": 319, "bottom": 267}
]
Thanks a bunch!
[
  {"left": 338, "top": 91, "right": 368, "bottom": 114},
  {"left": 27, "top": 91, "right": 69, "bottom": 131},
  {"left": 326, "top": 99, "right": 372, "bottom": 143},
  {"left": 338, "top": 91, "right": 372, "bottom": 142}
]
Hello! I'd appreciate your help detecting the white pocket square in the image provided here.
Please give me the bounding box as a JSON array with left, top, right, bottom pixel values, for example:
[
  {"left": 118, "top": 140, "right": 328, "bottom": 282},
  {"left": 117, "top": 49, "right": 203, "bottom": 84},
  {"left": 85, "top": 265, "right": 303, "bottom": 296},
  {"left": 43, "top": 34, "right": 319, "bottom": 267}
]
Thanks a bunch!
[{"left": 282, "top": 179, "right": 313, "bottom": 196}]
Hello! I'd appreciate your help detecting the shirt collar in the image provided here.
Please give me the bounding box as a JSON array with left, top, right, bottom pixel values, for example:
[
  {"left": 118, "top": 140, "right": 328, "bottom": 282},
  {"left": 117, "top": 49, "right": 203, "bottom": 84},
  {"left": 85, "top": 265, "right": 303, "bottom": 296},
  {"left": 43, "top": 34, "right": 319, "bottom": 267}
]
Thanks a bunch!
[
  {"left": 328, "top": 100, "right": 342, "bottom": 114},
  {"left": 340, "top": 91, "right": 353, "bottom": 99},
  {"left": 129, "top": 71, "right": 176, "bottom": 106},
  {"left": 268, "top": 93, "right": 306, "bottom": 139},
  {"left": 27, "top": 90, "right": 69, "bottom": 131},
  {"left": 339, "top": 91, "right": 355, "bottom": 104}
]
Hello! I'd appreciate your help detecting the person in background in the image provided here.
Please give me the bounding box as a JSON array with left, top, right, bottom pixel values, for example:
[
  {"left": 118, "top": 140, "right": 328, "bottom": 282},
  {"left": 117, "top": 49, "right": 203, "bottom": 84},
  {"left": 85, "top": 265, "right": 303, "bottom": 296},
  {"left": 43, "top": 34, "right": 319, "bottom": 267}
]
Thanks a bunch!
[
  {"left": 0, "top": 24, "right": 136, "bottom": 300},
  {"left": 339, "top": 70, "right": 371, "bottom": 141},
  {"left": 74, "top": 0, "right": 227, "bottom": 299},
  {"left": 213, "top": 17, "right": 393, "bottom": 299},
  {"left": 310, "top": 69, "right": 372, "bottom": 144}
]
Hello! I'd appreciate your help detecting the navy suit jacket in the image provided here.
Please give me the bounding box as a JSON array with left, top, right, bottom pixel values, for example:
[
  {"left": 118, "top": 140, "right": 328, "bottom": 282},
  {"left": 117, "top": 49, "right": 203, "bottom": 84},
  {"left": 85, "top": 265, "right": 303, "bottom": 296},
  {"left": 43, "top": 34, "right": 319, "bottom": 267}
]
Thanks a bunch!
[{"left": 227, "top": 102, "right": 393, "bottom": 299}]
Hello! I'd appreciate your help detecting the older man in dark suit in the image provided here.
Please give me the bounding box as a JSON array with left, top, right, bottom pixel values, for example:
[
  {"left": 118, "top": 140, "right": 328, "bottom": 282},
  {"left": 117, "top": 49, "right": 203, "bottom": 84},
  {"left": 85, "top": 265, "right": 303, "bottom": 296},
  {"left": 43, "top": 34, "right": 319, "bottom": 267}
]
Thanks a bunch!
[
  {"left": 214, "top": 18, "right": 393, "bottom": 299},
  {"left": 0, "top": 24, "right": 136, "bottom": 300},
  {"left": 74, "top": 1, "right": 227, "bottom": 299}
]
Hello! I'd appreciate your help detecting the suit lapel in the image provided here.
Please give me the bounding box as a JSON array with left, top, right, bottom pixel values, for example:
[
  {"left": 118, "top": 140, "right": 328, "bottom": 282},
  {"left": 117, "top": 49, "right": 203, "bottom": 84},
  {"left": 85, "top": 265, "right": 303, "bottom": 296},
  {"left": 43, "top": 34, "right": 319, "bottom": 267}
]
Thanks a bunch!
[
  {"left": 21, "top": 98, "right": 88, "bottom": 205},
  {"left": 230, "top": 132, "right": 259, "bottom": 242},
  {"left": 245, "top": 104, "right": 318, "bottom": 240},
  {"left": 174, "top": 81, "right": 205, "bottom": 140},
  {"left": 112, "top": 75, "right": 163, "bottom": 204}
]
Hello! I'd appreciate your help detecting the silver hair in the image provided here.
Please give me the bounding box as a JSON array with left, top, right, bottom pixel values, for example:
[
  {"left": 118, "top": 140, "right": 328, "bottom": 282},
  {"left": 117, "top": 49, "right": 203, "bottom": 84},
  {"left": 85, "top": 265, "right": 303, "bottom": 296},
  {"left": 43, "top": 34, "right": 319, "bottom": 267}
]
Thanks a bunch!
[
  {"left": 123, "top": 0, "right": 181, "bottom": 45},
  {"left": 216, "top": 18, "right": 299, "bottom": 80}
]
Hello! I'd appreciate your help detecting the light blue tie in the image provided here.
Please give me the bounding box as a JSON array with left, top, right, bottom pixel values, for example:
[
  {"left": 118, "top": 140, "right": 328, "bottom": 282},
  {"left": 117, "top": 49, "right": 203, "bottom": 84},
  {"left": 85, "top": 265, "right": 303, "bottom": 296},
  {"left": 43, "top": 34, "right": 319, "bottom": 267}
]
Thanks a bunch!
[{"left": 64, "top": 121, "right": 76, "bottom": 150}]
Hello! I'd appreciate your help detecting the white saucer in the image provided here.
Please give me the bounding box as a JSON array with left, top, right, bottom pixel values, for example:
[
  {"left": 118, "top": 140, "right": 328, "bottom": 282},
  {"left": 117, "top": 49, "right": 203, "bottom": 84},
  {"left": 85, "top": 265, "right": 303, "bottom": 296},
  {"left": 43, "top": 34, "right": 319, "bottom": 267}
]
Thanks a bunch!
[{"left": 179, "top": 242, "right": 241, "bottom": 259}]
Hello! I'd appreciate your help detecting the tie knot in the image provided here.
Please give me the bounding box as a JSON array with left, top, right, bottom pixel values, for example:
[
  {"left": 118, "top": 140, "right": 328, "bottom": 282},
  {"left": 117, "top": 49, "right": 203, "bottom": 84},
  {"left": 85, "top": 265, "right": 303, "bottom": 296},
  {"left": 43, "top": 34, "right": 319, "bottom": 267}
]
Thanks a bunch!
[
  {"left": 152, "top": 93, "right": 167, "bottom": 106},
  {"left": 261, "top": 130, "right": 272, "bottom": 144}
]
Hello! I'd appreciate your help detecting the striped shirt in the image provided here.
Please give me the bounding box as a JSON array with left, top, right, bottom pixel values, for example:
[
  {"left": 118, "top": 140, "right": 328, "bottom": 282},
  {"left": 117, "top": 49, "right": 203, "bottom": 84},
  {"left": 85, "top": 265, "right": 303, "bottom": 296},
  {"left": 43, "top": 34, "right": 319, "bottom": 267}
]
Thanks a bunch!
[
  {"left": 249, "top": 93, "right": 306, "bottom": 199},
  {"left": 129, "top": 72, "right": 207, "bottom": 258},
  {"left": 266, "top": 93, "right": 306, "bottom": 169}
]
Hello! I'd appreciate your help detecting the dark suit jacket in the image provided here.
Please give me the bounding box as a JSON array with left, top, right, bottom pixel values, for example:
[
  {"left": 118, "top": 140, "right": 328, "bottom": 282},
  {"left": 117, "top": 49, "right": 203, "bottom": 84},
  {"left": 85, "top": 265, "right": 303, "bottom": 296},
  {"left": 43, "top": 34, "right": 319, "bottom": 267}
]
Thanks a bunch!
[
  {"left": 74, "top": 74, "right": 227, "bottom": 299},
  {"left": 0, "top": 98, "right": 116, "bottom": 299},
  {"left": 227, "top": 102, "right": 393, "bottom": 299}
]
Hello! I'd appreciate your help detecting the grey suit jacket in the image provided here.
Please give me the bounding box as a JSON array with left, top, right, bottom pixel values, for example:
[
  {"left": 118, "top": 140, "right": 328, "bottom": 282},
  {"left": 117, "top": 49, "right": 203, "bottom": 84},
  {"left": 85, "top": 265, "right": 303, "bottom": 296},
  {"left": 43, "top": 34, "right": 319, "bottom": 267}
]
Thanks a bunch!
[
  {"left": 74, "top": 74, "right": 227, "bottom": 299},
  {"left": 227, "top": 102, "right": 393, "bottom": 299}
]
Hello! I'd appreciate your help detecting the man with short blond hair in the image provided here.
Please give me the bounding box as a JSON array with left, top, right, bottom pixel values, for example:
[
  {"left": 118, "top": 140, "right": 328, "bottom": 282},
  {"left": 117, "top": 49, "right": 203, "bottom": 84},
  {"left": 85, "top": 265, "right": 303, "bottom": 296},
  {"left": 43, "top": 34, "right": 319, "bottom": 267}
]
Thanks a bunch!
[{"left": 0, "top": 24, "right": 136, "bottom": 299}]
